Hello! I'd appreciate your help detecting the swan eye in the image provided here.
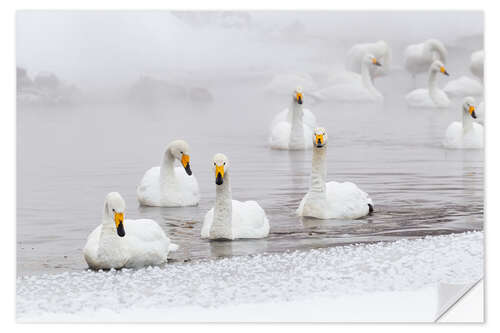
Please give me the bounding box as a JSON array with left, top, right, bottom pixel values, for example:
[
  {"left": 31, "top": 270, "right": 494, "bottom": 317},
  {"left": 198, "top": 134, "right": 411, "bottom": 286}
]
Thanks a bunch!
[
  {"left": 112, "top": 208, "right": 115, "bottom": 212},
  {"left": 223, "top": 162, "right": 226, "bottom": 165},
  {"left": 180, "top": 151, "right": 183, "bottom": 154}
]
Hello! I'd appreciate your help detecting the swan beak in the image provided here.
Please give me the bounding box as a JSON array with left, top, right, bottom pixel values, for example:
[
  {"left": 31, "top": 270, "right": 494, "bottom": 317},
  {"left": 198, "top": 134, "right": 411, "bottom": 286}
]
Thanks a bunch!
[
  {"left": 315, "top": 134, "right": 324, "bottom": 147},
  {"left": 181, "top": 154, "right": 192, "bottom": 176},
  {"left": 469, "top": 105, "right": 477, "bottom": 119},
  {"left": 372, "top": 58, "right": 382, "bottom": 67},
  {"left": 114, "top": 212, "right": 125, "bottom": 237},
  {"left": 215, "top": 165, "right": 224, "bottom": 185},
  {"left": 296, "top": 92, "right": 303, "bottom": 105},
  {"left": 440, "top": 66, "right": 449, "bottom": 76}
]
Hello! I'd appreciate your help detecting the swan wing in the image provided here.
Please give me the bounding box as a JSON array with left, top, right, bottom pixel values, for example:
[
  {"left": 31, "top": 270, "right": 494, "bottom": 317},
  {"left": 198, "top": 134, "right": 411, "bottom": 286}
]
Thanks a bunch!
[
  {"left": 269, "top": 121, "right": 291, "bottom": 149},
  {"left": 83, "top": 225, "right": 101, "bottom": 267},
  {"left": 443, "top": 76, "right": 483, "bottom": 98},
  {"left": 405, "top": 89, "right": 435, "bottom": 108},
  {"left": 137, "top": 166, "right": 161, "bottom": 206},
  {"left": 232, "top": 200, "right": 270, "bottom": 239},
  {"left": 325, "top": 181, "right": 372, "bottom": 219}
]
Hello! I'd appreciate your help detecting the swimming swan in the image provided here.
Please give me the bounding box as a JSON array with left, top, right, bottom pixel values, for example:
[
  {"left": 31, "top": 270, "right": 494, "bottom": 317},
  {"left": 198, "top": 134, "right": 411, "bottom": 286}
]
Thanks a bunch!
[
  {"left": 443, "top": 75, "right": 483, "bottom": 98},
  {"left": 345, "top": 40, "right": 391, "bottom": 78},
  {"left": 443, "top": 97, "right": 484, "bottom": 149},
  {"left": 84, "top": 192, "right": 178, "bottom": 270},
  {"left": 404, "top": 39, "right": 447, "bottom": 79},
  {"left": 270, "top": 87, "right": 317, "bottom": 150},
  {"left": 470, "top": 50, "right": 484, "bottom": 81},
  {"left": 297, "top": 127, "right": 373, "bottom": 219},
  {"left": 406, "top": 60, "right": 450, "bottom": 108},
  {"left": 313, "top": 54, "right": 383, "bottom": 103},
  {"left": 201, "top": 154, "right": 270, "bottom": 240},
  {"left": 137, "top": 140, "right": 200, "bottom": 207}
]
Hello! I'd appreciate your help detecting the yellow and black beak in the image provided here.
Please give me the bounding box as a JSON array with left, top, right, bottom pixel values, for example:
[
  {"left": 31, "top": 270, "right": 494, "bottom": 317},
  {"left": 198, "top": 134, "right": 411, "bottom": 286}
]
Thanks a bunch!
[
  {"left": 181, "top": 154, "right": 192, "bottom": 176},
  {"left": 215, "top": 165, "right": 224, "bottom": 185},
  {"left": 372, "top": 58, "right": 382, "bottom": 67},
  {"left": 440, "top": 66, "right": 449, "bottom": 76},
  {"left": 296, "top": 92, "right": 303, "bottom": 105},
  {"left": 315, "top": 134, "right": 324, "bottom": 147},
  {"left": 114, "top": 212, "right": 125, "bottom": 237},
  {"left": 469, "top": 105, "right": 477, "bottom": 119}
]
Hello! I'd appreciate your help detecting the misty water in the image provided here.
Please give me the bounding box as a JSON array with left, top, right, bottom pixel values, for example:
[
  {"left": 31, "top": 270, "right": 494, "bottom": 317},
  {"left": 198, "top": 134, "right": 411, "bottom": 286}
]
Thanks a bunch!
[{"left": 16, "top": 11, "right": 484, "bottom": 276}]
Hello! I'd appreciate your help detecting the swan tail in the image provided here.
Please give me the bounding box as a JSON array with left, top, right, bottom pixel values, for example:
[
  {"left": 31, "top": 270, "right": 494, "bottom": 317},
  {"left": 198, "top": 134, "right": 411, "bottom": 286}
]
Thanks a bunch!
[{"left": 169, "top": 243, "right": 179, "bottom": 252}]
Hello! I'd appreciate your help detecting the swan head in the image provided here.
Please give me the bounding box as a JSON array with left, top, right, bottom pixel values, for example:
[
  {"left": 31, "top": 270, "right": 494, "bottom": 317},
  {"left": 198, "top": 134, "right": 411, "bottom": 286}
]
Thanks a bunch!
[
  {"left": 104, "top": 192, "right": 126, "bottom": 237},
  {"left": 431, "top": 60, "right": 449, "bottom": 76},
  {"left": 167, "top": 140, "right": 192, "bottom": 176},
  {"left": 313, "top": 127, "right": 327, "bottom": 148},
  {"left": 364, "top": 54, "right": 382, "bottom": 67},
  {"left": 212, "top": 153, "right": 229, "bottom": 186},
  {"left": 462, "top": 96, "right": 477, "bottom": 119},
  {"left": 293, "top": 86, "right": 304, "bottom": 105}
]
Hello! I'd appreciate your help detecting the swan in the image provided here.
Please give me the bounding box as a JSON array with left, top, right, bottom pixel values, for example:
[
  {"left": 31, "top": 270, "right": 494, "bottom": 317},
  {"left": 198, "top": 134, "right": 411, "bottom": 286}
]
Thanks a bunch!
[
  {"left": 443, "top": 97, "right": 484, "bottom": 149},
  {"left": 137, "top": 140, "right": 200, "bottom": 207},
  {"left": 443, "top": 75, "right": 483, "bottom": 98},
  {"left": 297, "top": 127, "right": 373, "bottom": 220},
  {"left": 345, "top": 40, "right": 391, "bottom": 78},
  {"left": 201, "top": 153, "right": 270, "bottom": 240},
  {"left": 269, "top": 87, "right": 317, "bottom": 150},
  {"left": 313, "top": 54, "right": 383, "bottom": 103},
  {"left": 84, "top": 192, "right": 178, "bottom": 270},
  {"left": 404, "top": 39, "right": 447, "bottom": 79},
  {"left": 470, "top": 50, "right": 484, "bottom": 81},
  {"left": 405, "top": 60, "right": 450, "bottom": 108}
]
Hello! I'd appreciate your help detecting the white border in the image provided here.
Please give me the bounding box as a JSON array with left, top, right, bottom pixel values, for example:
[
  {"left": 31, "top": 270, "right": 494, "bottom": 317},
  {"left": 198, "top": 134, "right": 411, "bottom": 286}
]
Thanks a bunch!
[{"left": 2, "top": 1, "right": 497, "bottom": 331}]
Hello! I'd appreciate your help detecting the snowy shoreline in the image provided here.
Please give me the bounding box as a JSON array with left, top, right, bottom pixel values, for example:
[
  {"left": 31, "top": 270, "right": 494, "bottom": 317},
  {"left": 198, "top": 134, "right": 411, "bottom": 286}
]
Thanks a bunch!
[{"left": 17, "top": 231, "right": 483, "bottom": 322}]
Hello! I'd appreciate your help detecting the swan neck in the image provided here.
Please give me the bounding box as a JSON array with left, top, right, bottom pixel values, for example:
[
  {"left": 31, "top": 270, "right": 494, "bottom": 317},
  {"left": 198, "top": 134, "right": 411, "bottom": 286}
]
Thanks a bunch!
[
  {"left": 211, "top": 172, "right": 233, "bottom": 239},
  {"left": 361, "top": 61, "right": 375, "bottom": 89},
  {"left": 310, "top": 146, "right": 327, "bottom": 193},
  {"left": 463, "top": 109, "right": 473, "bottom": 132},
  {"left": 160, "top": 149, "right": 176, "bottom": 180},
  {"left": 289, "top": 102, "right": 305, "bottom": 148},
  {"left": 428, "top": 69, "right": 438, "bottom": 91}
]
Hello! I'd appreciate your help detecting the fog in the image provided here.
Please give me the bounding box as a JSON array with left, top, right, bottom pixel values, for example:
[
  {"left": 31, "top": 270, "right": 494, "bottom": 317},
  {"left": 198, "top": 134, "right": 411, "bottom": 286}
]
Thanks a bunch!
[{"left": 16, "top": 11, "right": 483, "bottom": 99}]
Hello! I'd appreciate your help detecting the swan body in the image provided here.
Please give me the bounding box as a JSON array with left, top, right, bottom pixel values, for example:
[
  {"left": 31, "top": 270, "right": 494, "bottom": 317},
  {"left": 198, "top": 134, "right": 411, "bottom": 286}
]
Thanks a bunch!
[
  {"left": 297, "top": 127, "right": 373, "bottom": 220},
  {"left": 84, "top": 192, "right": 178, "bottom": 270},
  {"left": 201, "top": 154, "right": 270, "bottom": 240},
  {"left": 404, "top": 39, "right": 447, "bottom": 77},
  {"left": 443, "top": 97, "right": 484, "bottom": 149},
  {"left": 443, "top": 76, "right": 483, "bottom": 98},
  {"left": 470, "top": 50, "right": 484, "bottom": 81},
  {"left": 314, "top": 54, "right": 383, "bottom": 103},
  {"left": 270, "top": 87, "right": 317, "bottom": 150},
  {"left": 345, "top": 40, "right": 391, "bottom": 78},
  {"left": 406, "top": 60, "right": 450, "bottom": 108},
  {"left": 137, "top": 140, "right": 200, "bottom": 207}
]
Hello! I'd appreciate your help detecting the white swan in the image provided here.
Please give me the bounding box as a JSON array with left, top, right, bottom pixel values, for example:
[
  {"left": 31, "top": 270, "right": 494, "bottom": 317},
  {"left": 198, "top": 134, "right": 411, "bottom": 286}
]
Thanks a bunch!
[
  {"left": 470, "top": 50, "right": 484, "bottom": 81},
  {"left": 443, "top": 75, "right": 483, "bottom": 98},
  {"left": 345, "top": 40, "right": 391, "bottom": 78},
  {"left": 443, "top": 97, "right": 484, "bottom": 149},
  {"left": 201, "top": 153, "right": 270, "bottom": 240},
  {"left": 84, "top": 192, "right": 178, "bottom": 270},
  {"left": 313, "top": 54, "right": 383, "bottom": 103},
  {"left": 269, "top": 87, "right": 317, "bottom": 150},
  {"left": 297, "top": 127, "right": 373, "bottom": 220},
  {"left": 406, "top": 60, "right": 450, "bottom": 108},
  {"left": 137, "top": 140, "right": 200, "bottom": 207},
  {"left": 404, "top": 39, "right": 447, "bottom": 79}
]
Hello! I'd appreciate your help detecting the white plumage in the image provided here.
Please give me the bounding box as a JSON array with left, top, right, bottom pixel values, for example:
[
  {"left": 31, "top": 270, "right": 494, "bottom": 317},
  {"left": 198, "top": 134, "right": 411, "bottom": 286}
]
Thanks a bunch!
[
  {"left": 270, "top": 87, "right": 317, "bottom": 150},
  {"left": 137, "top": 140, "right": 200, "bottom": 207},
  {"left": 404, "top": 39, "right": 447, "bottom": 77},
  {"left": 345, "top": 40, "right": 391, "bottom": 78},
  {"left": 443, "top": 97, "right": 484, "bottom": 149},
  {"left": 443, "top": 76, "right": 483, "bottom": 98},
  {"left": 201, "top": 154, "right": 270, "bottom": 240},
  {"left": 297, "top": 127, "right": 373, "bottom": 220},
  {"left": 406, "top": 60, "right": 450, "bottom": 108},
  {"left": 470, "top": 50, "right": 484, "bottom": 81},
  {"left": 84, "top": 192, "right": 178, "bottom": 270}
]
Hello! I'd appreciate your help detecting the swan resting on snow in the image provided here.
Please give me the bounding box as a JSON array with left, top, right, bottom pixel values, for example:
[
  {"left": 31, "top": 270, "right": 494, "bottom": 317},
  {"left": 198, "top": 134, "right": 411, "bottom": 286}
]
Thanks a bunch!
[
  {"left": 84, "top": 192, "right": 178, "bottom": 270},
  {"left": 345, "top": 40, "right": 391, "bottom": 78},
  {"left": 406, "top": 60, "right": 450, "bottom": 108},
  {"left": 404, "top": 39, "right": 447, "bottom": 78},
  {"left": 137, "top": 140, "right": 200, "bottom": 207},
  {"left": 270, "top": 87, "right": 317, "bottom": 150},
  {"left": 297, "top": 127, "right": 373, "bottom": 220},
  {"left": 443, "top": 97, "right": 484, "bottom": 149},
  {"left": 470, "top": 50, "right": 484, "bottom": 81},
  {"left": 201, "top": 153, "right": 270, "bottom": 240},
  {"left": 313, "top": 54, "right": 383, "bottom": 103}
]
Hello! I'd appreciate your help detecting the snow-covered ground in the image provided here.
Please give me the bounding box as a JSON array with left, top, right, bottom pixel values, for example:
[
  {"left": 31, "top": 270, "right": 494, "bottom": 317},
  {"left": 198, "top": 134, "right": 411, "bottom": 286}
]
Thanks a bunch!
[{"left": 17, "top": 231, "right": 483, "bottom": 322}]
